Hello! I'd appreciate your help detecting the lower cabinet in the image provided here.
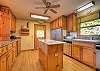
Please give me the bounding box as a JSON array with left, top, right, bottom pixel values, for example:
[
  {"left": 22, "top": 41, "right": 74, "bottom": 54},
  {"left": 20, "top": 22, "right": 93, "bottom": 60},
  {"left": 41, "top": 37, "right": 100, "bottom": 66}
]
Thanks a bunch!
[
  {"left": 82, "top": 47, "right": 96, "bottom": 68},
  {"left": 72, "top": 41, "right": 96, "bottom": 68},
  {"left": 0, "top": 53, "right": 7, "bottom": 71},
  {"left": 0, "top": 40, "right": 20, "bottom": 71},
  {"left": 72, "top": 44, "right": 81, "bottom": 61},
  {"left": 7, "top": 49, "right": 13, "bottom": 71}
]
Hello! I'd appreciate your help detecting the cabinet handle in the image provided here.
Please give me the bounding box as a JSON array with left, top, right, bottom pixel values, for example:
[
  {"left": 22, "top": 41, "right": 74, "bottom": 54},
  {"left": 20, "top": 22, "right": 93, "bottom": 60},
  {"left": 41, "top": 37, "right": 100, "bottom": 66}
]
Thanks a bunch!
[
  {"left": 56, "top": 65, "right": 59, "bottom": 67},
  {"left": 93, "top": 52, "right": 96, "bottom": 54},
  {"left": 55, "top": 53, "right": 58, "bottom": 56},
  {"left": 2, "top": 60, "right": 5, "bottom": 63}
]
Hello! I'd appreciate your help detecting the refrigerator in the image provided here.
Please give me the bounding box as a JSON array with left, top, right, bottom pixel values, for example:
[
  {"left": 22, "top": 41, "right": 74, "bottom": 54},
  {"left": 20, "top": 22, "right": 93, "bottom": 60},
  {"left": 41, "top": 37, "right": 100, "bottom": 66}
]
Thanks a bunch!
[{"left": 51, "top": 28, "right": 63, "bottom": 41}]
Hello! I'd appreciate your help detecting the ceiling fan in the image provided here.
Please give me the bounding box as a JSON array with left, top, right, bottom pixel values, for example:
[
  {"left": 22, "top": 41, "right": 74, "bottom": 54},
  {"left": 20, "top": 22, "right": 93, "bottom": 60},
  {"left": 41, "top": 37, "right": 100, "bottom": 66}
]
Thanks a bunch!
[{"left": 35, "top": 0, "right": 60, "bottom": 14}]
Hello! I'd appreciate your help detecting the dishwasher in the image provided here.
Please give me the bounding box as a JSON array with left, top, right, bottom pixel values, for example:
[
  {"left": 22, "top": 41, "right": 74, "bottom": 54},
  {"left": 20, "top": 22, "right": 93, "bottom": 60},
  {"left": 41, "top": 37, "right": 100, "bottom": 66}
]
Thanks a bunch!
[
  {"left": 96, "top": 44, "right": 100, "bottom": 71},
  {"left": 63, "top": 41, "right": 72, "bottom": 56}
]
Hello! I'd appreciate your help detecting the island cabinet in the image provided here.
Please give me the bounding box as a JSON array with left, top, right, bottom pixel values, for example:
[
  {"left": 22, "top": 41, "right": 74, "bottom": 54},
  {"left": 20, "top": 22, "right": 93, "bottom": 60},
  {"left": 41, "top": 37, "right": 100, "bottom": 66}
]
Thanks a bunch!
[
  {"left": 72, "top": 40, "right": 96, "bottom": 68},
  {"left": 39, "top": 40, "right": 64, "bottom": 71}
]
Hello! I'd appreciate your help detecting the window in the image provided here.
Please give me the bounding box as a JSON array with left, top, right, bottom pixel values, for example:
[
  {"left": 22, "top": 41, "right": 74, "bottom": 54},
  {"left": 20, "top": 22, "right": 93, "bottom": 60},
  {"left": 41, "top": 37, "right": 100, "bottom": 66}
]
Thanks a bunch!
[
  {"left": 80, "top": 19, "right": 100, "bottom": 35},
  {"left": 36, "top": 30, "right": 44, "bottom": 38}
]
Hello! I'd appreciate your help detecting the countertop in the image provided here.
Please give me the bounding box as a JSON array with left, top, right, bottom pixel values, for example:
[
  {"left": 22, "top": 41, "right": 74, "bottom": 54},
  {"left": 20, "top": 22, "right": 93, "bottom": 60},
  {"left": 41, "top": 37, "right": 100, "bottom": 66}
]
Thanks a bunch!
[
  {"left": 39, "top": 39, "right": 65, "bottom": 45},
  {"left": 0, "top": 39, "right": 18, "bottom": 47},
  {"left": 73, "top": 39, "right": 100, "bottom": 44}
]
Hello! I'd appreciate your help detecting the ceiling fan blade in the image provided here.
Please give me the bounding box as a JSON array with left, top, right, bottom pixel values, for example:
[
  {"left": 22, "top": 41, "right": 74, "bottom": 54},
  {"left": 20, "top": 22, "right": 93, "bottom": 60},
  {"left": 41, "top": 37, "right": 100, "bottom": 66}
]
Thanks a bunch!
[
  {"left": 35, "top": 7, "right": 46, "bottom": 9},
  {"left": 50, "top": 4, "right": 60, "bottom": 8},
  {"left": 44, "top": 8, "right": 49, "bottom": 14},
  {"left": 42, "top": 0, "right": 47, "bottom": 6},
  {"left": 50, "top": 9, "right": 57, "bottom": 13}
]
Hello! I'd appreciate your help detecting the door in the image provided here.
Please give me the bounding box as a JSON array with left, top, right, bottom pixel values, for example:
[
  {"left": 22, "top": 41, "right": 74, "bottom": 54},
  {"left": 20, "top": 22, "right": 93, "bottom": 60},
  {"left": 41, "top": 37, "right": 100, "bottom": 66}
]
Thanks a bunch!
[
  {"left": 82, "top": 47, "right": 96, "bottom": 67},
  {"left": 34, "top": 24, "right": 46, "bottom": 49},
  {"left": 72, "top": 44, "right": 81, "bottom": 60},
  {"left": 0, "top": 53, "right": 7, "bottom": 71}
]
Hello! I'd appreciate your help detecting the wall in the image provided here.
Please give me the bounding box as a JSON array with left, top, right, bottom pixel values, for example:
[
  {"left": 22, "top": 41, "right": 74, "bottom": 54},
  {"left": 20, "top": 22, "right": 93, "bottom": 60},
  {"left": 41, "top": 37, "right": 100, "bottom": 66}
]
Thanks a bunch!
[{"left": 16, "top": 19, "right": 50, "bottom": 50}]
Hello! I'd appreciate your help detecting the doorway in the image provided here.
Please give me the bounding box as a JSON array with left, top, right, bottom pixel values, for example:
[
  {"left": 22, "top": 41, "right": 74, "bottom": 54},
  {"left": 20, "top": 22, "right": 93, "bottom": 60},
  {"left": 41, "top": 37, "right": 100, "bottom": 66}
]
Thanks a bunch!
[{"left": 34, "top": 24, "right": 46, "bottom": 49}]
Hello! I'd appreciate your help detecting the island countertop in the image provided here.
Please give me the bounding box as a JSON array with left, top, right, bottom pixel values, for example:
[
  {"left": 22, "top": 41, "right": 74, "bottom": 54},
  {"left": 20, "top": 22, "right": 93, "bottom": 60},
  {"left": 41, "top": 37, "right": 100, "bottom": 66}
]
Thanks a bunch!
[{"left": 39, "top": 39, "right": 65, "bottom": 45}]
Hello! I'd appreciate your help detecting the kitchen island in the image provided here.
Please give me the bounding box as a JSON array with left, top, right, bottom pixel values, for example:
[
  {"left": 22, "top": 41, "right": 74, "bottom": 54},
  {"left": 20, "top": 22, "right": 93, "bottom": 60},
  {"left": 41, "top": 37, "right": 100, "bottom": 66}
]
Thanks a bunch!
[{"left": 39, "top": 39, "right": 65, "bottom": 71}]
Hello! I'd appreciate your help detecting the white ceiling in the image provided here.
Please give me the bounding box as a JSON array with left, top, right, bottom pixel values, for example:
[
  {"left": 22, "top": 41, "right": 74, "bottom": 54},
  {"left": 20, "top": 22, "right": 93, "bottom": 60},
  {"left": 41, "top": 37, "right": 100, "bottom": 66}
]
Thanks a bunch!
[{"left": 0, "top": 0, "right": 99, "bottom": 21}]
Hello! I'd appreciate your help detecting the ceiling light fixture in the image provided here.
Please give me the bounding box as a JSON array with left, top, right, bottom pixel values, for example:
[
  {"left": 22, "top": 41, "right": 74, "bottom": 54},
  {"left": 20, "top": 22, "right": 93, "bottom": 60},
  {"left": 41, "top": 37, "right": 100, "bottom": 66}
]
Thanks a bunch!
[
  {"left": 30, "top": 13, "right": 50, "bottom": 20},
  {"left": 77, "top": 1, "right": 95, "bottom": 12}
]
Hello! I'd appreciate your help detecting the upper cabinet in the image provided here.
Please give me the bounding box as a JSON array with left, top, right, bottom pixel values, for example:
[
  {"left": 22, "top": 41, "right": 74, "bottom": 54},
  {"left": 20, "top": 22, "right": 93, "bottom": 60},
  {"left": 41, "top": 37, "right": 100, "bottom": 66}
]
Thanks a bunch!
[
  {"left": 50, "top": 15, "right": 67, "bottom": 30},
  {"left": 10, "top": 15, "right": 16, "bottom": 32},
  {"left": 0, "top": 5, "right": 16, "bottom": 40},
  {"left": 66, "top": 13, "right": 77, "bottom": 32},
  {"left": 0, "top": 5, "right": 16, "bottom": 32}
]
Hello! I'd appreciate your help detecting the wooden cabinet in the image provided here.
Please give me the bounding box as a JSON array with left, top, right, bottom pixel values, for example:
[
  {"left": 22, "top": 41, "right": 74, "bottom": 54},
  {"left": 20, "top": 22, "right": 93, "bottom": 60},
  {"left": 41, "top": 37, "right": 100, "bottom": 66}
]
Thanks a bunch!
[
  {"left": 72, "top": 41, "right": 96, "bottom": 68},
  {"left": 7, "top": 49, "right": 13, "bottom": 71},
  {"left": 82, "top": 47, "right": 96, "bottom": 67},
  {"left": 10, "top": 15, "right": 16, "bottom": 32},
  {"left": 0, "top": 5, "right": 16, "bottom": 41},
  {"left": 39, "top": 41, "right": 64, "bottom": 71},
  {"left": 0, "top": 53, "right": 7, "bottom": 71},
  {"left": 12, "top": 41, "right": 17, "bottom": 62},
  {"left": 50, "top": 15, "right": 66, "bottom": 30},
  {"left": 7, "top": 44, "right": 13, "bottom": 71},
  {"left": 16, "top": 37, "right": 21, "bottom": 54},
  {"left": 72, "top": 44, "right": 81, "bottom": 61},
  {"left": 67, "top": 13, "right": 77, "bottom": 32},
  {"left": 0, "top": 40, "right": 20, "bottom": 71}
]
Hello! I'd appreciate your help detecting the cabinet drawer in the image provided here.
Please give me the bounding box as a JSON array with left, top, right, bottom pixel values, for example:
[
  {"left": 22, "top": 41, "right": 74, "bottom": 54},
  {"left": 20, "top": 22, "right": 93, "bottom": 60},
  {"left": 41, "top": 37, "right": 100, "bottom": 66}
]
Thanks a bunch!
[{"left": 0, "top": 46, "right": 7, "bottom": 56}]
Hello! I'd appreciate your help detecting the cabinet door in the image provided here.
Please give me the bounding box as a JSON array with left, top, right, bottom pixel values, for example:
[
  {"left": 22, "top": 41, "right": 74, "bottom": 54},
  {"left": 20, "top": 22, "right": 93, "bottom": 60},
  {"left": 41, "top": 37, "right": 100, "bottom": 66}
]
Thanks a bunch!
[
  {"left": 82, "top": 47, "right": 96, "bottom": 68},
  {"left": 57, "top": 44, "right": 63, "bottom": 71},
  {"left": 0, "top": 53, "right": 7, "bottom": 71},
  {"left": 48, "top": 45, "right": 58, "bottom": 71},
  {"left": 72, "top": 14, "right": 77, "bottom": 32},
  {"left": 12, "top": 42, "right": 17, "bottom": 62},
  {"left": 67, "top": 14, "right": 73, "bottom": 32},
  {"left": 7, "top": 49, "right": 13, "bottom": 71},
  {"left": 58, "top": 17, "right": 63, "bottom": 28},
  {"left": 11, "top": 16, "right": 16, "bottom": 32},
  {"left": 72, "top": 44, "right": 81, "bottom": 60},
  {"left": 0, "top": 11, "right": 3, "bottom": 40},
  {"left": 55, "top": 19, "right": 59, "bottom": 28}
]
